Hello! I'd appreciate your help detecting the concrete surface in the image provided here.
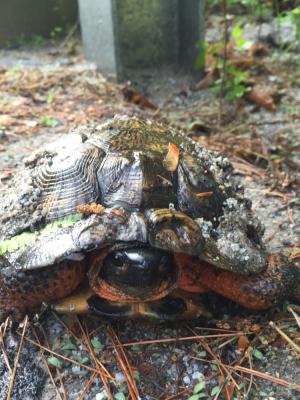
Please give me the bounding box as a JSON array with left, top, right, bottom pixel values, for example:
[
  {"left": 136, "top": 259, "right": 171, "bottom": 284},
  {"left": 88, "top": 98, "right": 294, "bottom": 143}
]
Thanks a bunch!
[{"left": 78, "top": 0, "right": 206, "bottom": 80}]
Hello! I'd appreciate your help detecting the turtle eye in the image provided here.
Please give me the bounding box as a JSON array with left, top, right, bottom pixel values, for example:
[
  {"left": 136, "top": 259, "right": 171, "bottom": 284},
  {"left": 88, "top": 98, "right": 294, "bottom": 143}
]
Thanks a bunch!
[{"left": 109, "top": 251, "right": 125, "bottom": 267}]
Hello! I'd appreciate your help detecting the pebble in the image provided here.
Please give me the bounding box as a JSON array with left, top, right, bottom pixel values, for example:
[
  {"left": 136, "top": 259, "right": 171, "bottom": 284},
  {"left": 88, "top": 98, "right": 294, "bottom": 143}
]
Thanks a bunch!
[
  {"left": 183, "top": 375, "right": 191, "bottom": 385},
  {"left": 71, "top": 365, "right": 81, "bottom": 374},
  {"left": 192, "top": 371, "right": 204, "bottom": 381},
  {"left": 115, "top": 372, "right": 126, "bottom": 383},
  {"left": 95, "top": 390, "right": 108, "bottom": 400}
]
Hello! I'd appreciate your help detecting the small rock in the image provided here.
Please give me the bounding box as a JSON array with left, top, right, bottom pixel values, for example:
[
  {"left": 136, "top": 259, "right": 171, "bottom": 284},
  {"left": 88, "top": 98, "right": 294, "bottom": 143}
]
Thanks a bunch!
[
  {"left": 95, "top": 390, "right": 108, "bottom": 400},
  {"left": 115, "top": 372, "right": 126, "bottom": 383},
  {"left": 192, "top": 371, "right": 204, "bottom": 381},
  {"left": 183, "top": 375, "right": 191, "bottom": 385}
]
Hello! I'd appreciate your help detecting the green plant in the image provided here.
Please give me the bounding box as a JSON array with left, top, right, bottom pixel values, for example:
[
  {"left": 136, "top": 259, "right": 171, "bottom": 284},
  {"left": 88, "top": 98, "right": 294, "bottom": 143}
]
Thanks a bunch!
[
  {"left": 10, "top": 34, "right": 47, "bottom": 49},
  {"left": 0, "top": 213, "right": 83, "bottom": 255},
  {"left": 188, "top": 381, "right": 208, "bottom": 400},
  {"left": 207, "top": 0, "right": 272, "bottom": 18},
  {"left": 231, "top": 23, "right": 253, "bottom": 51},
  {"left": 195, "top": 23, "right": 253, "bottom": 101},
  {"left": 48, "top": 356, "right": 62, "bottom": 369},
  {"left": 276, "top": 5, "right": 300, "bottom": 42},
  {"left": 39, "top": 116, "right": 59, "bottom": 127},
  {"left": 47, "top": 91, "right": 55, "bottom": 105},
  {"left": 215, "top": 65, "right": 251, "bottom": 100},
  {"left": 50, "top": 26, "right": 63, "bottom": 39},
  {"left": 194, "top": 41, "right": 208, "bottom": 71}
]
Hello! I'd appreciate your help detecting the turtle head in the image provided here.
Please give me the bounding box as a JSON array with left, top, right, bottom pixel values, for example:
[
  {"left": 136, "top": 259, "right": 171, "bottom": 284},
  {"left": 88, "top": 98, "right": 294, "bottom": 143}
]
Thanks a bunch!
[{"left": 88, "top": 245, "right": 178, "bottom": 301}]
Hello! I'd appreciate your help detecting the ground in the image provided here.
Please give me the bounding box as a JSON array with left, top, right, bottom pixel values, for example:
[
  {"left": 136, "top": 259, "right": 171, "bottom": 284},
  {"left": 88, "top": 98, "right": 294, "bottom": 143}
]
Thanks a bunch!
[{"left": 0, "top": 12, "right": 299, "bottom": 400}]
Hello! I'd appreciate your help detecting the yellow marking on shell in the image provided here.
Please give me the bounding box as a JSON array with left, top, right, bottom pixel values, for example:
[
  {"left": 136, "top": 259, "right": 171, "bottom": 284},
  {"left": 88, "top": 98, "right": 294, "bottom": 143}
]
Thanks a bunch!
[
  {"left": 43, "top": 196, "right": 71, "bottom": 210},
  {"left": 195, "top": 191, "right": 213, "bottom": 198},
  {"left": 163, "top": 143, "right": 180, "bottom": 172},
  {"left": 42, "top": 192, "right": 57, "bottom": 211}
]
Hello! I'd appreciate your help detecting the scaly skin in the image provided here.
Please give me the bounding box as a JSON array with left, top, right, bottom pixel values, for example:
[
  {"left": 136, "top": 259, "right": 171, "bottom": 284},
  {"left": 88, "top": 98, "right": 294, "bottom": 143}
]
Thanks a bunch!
[{"left": 176, "top": 254, "right": 300, "bottom": 310}]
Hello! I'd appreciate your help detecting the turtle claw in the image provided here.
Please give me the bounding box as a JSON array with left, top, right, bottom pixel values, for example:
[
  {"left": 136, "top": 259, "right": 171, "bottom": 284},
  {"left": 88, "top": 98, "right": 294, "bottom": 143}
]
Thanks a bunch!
[{"left": 146, "top": 208, "right": 204, "bottom": 255}]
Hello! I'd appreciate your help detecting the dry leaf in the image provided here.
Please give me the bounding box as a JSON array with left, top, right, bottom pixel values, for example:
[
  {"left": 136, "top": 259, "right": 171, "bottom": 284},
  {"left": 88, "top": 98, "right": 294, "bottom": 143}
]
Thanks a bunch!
[
  {"left": 247, "top": 42, "right": 270, "bottom": 57},
  {"left": 163, "top": 142, "right": 180, "bottom": 172},
  {"left": 0, "top": 115, "right": 16, "bottom": 127},
  {"left": 289, "top": 247, "right": 300, "bottom": 260},
  {"left": 219, "top": 375, "right": 235, "bottom": 400},
  {"left": 237, "top": 335, "right": 249, "bottom": 353},
  {"left": 229, "top": 55, "right": 255, "bottom": 69},
  {"left": 121, "top": 85, "right": 157, "bottom": 110},
  {"left": 245, "top": 85, "right": 277, "bottom": 112},
  {"left": 195, "top": 69, "right": 217, "bottom": 90}
]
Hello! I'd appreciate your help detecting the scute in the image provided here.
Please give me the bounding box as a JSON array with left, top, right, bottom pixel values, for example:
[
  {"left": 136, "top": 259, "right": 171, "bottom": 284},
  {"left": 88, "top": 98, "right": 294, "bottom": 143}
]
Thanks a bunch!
[
  {"left": 0, "top": 133, "right": 104, "bottom": 241},
  {"left": 34, "top": 145, "right": 102, "bottom": 220},
  {"left": 87, "top": 117, "right": 175, "bottom": 154}
]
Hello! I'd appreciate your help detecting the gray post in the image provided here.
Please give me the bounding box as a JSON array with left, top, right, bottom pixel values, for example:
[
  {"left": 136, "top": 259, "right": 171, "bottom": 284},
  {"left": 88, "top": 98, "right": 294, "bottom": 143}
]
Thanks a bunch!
[{"left": 78, "top": 0, "right": 205, "bottom": 80}]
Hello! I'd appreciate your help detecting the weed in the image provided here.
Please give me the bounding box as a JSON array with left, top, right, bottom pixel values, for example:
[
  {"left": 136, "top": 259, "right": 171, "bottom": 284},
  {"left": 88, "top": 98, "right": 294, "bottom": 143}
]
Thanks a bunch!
[
  {"left": 50, "top": 26, "right": 63, "bottom": 39},
  {"left": 195, "top": 23, "right": 252, "bottom": 101},
  {"left": 39, "top": 116, "right": 59, "bottom": 127},
  {"left": 188, "top": 380, "right": 207, "bottom": 400},
  {"left": 47, "top": 91, "right": 54, "bottom": 105}
]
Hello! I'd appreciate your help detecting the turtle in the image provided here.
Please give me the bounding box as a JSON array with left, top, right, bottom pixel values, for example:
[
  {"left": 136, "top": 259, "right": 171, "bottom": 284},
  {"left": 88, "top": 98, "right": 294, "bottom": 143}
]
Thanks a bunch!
[{"left": 0, "top": 115, "right": 299, "bottom": 321}]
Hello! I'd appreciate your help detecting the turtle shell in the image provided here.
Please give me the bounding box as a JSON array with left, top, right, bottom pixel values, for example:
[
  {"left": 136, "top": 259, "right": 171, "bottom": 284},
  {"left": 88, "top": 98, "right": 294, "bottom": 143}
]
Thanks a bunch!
[
  {"left": 0, "top": 116, "right": 266, "bottom": 274},
  {"left": 0, "top": 116, "right": 233, "bottom": 241}
]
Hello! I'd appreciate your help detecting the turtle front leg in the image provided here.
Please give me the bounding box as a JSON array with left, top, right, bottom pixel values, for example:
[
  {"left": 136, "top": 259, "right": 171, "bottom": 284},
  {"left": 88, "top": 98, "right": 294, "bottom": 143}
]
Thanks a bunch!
[
  {"left": 145, "top": 208, "right": 204, "bottom": 255},
  {"left": 176, "top": 254, "right": 300, "bottom": 310}
]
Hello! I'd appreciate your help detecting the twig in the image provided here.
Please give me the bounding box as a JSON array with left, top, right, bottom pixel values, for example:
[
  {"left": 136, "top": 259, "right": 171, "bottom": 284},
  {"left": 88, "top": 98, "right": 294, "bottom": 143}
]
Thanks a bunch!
[
  {"left": 190, "top": 355, "right": 300, "bottom": 392},
  {"left": 79, "top": 372, "right": 97, "bottom": 400},
  {"left": 109, "top": 333, "right": 245, "bottom": 349},
  {"left": 288, "top": 306, "right": 300, "bottom": 329},
  {"left": 51, "top": 311, "right": 80, "bottom": 342},
  {"left": 17, "top": 334, "right": 111, "bottom": 377},
  {"left": 76, "top": 317, "right": 114, "bottom": 400},
  {"left": 226, "top": 364, "right": 300, "bottom": 392},
  {"left": 185, "top": 325, "right": 239, "bottom": 391},
  {"left": 6, "top": 316, "right": 28, "bottom": 400},
  {"left": 109, "top": 326, "right": 140, "bottom": 400},
  {"left": 59, "top": 21, "right": 79, "bottom": 50},
  {"left": 245, "top": 348, "right": 254, "bottom": 398},
  {"left": 31, "top": 326, "right": 63, "bottom": 400},
  {"left": 269, "top": 321, "right": 300, "bottom": 354},
  {"left": 0, "top": 320, "right": 12, "bottom": 373}
]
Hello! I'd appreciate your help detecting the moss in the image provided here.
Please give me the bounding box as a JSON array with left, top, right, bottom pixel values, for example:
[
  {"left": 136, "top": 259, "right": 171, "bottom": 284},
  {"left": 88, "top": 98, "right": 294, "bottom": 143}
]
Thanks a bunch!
[{"left": 0, "top": 213, "right": 83, "bottom": 255}]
